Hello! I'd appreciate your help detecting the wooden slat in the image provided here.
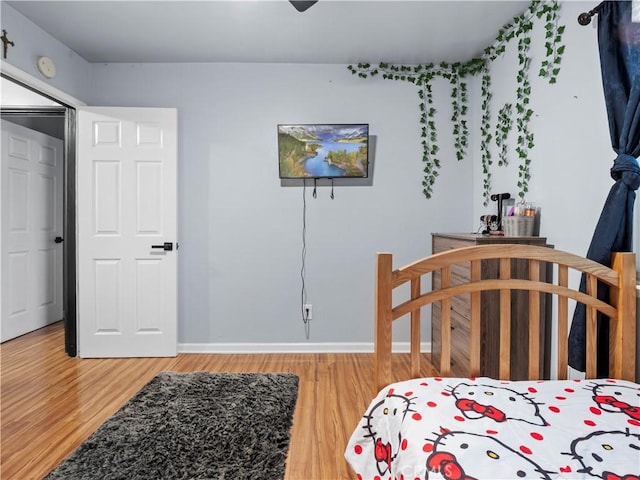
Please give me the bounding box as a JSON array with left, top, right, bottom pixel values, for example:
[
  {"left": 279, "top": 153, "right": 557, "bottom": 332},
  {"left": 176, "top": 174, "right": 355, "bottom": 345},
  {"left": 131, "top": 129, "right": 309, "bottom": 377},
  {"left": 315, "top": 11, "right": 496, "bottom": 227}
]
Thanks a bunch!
[
  {"left": 394, "top": 244, "right": 620, "bottom": 288},
  {"left": 528, "top": 259, "right": 540, "bottom": 379},
  {"left": 392, "top": 279, "right": 618, "bottom": 321},
  {"left": 469, "top": 259, "right": 481, "bottom": 377},
  {"left": 499, "top": 257, "right": 511, "bottom": 380},
  {"left": 557, "top": 264, "right": 569, "bottom": 380},
  {"left": 440, "top": 266, "right": 452, "bottom": 377},
  {"left": 585, "top": 274, "right": 598, "bottom": 379},
  {"left": 410, "top": 276, "right": 421, "bottom": 378}
]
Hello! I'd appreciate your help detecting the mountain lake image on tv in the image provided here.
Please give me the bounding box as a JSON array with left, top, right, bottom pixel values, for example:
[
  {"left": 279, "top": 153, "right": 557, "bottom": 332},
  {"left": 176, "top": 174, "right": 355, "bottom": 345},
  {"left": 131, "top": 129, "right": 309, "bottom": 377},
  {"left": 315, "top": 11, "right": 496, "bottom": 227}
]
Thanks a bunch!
[{"left": 278, "top": 124, "right": 369, "bottom": 178}]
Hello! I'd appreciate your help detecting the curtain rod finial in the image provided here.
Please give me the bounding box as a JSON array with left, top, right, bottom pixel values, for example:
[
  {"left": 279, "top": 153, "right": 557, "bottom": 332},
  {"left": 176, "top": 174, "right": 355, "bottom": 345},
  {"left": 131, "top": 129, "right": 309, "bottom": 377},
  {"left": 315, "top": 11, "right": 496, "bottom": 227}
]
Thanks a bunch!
[
  {"left": 578, "top": 8, "right": 598, "bottom": 26},
  {"left": 578, "top": 12, "right": 592, "bottom": 26},
  {"left": 577, "top": 12, "right": 592, "bottom": 25}
]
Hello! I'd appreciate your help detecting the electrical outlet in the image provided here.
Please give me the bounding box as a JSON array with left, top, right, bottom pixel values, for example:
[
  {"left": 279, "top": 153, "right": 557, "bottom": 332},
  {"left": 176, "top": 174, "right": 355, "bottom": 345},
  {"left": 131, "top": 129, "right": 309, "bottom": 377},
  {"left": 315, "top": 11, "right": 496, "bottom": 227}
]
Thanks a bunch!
[{"left": 303, "top": 304, "right": 312, "bottom": 320}]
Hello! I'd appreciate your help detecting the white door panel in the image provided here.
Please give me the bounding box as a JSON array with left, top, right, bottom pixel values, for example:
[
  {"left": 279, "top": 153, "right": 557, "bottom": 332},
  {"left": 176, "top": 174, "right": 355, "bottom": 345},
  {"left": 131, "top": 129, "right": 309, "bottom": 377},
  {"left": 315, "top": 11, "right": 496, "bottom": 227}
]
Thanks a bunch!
[
  {"left": 1, "top": 120, "right": 64, "bottom": 341},
  {"left": 77, "top": 107, "right": 177, "bottom": 357}
]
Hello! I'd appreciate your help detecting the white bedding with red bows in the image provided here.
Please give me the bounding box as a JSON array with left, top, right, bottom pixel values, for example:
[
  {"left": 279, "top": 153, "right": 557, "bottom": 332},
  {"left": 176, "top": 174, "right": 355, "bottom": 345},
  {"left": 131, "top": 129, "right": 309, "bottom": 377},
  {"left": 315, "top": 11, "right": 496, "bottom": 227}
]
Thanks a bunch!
[{"left": 345, "top": 377, "right": 640, "bottom": 480}]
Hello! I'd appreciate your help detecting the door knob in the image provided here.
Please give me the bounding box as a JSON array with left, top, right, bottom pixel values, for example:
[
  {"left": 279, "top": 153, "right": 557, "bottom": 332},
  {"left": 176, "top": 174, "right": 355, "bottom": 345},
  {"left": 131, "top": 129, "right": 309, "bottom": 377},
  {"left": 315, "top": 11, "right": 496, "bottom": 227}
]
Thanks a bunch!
[
  {"left": 151, "top": 242, "right": 173, "bottom": 251},
  {"left": 55, "top": 236, "right": 64, "bottom": 243}
]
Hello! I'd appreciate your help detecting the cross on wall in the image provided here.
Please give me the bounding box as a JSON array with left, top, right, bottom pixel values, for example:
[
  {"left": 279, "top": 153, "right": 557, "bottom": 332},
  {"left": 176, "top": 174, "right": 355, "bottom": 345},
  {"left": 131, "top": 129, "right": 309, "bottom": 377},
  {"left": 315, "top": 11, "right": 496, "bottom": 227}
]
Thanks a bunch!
[{"left": 1, "top": 29, "right": 14, "bottom": 59}]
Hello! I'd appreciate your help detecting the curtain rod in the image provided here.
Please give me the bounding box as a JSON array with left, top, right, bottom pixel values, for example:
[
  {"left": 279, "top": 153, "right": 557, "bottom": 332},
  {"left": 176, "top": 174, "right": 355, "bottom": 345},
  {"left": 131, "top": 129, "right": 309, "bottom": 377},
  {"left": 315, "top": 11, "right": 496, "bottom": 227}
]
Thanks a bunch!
[
  {"left": 579, "top": 1, "right": 640, "bottom": 25},
  {"left": 578, "top": 6, "right": 600, "bottom": 25}
]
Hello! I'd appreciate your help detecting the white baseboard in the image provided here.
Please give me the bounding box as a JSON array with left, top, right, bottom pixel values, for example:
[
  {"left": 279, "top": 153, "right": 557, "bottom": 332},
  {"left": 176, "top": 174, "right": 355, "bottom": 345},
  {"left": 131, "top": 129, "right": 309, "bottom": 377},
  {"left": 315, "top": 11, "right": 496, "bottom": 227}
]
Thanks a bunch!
[{"left": 178, "top": 341, "right": 432, "bottom": 354}]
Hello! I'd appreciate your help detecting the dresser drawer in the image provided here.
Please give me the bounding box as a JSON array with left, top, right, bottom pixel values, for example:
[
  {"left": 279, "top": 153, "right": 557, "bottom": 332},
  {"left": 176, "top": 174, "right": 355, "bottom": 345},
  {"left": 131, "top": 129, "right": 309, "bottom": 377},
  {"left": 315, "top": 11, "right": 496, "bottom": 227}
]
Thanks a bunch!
[{"left": 433, "top": 235, "right": 473, "bottom": 253}]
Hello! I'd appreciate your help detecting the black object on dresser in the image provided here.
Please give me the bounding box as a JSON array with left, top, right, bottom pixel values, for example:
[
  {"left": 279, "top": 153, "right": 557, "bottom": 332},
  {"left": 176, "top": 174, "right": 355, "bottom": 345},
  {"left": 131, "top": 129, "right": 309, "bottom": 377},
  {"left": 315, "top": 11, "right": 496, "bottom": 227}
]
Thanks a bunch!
[{"left": 431, "top": 233, "right": 553, "bottom": 380}]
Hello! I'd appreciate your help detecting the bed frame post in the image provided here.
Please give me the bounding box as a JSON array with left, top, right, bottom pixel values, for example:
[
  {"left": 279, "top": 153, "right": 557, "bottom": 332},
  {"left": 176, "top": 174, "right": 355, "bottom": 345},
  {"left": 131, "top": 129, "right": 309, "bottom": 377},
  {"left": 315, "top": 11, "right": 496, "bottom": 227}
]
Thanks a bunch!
[
  {"left": 375, "top": 253, "right": 393, "bottom": 391},
  {"left": 610, "top": 252, "right": 636, "bottom": 381}
]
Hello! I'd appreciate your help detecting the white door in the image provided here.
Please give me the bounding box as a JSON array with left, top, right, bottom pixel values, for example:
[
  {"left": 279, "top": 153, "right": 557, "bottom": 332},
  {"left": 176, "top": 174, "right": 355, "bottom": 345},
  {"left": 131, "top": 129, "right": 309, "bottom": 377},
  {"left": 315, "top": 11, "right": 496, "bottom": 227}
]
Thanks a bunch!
[
  {"left": 77, "top": 107, "right": 177, "bottom": 357},
  {"left": 1, "top": 120, "right": 64, "bottom": 341}
]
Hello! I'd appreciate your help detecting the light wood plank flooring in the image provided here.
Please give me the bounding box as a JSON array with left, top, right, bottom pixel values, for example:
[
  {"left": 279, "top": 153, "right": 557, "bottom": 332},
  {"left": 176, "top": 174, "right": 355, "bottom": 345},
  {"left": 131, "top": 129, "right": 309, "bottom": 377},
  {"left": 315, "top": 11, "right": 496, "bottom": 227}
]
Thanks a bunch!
[{"left": 1, "top": 322, "right": 436, "bottom": 480}]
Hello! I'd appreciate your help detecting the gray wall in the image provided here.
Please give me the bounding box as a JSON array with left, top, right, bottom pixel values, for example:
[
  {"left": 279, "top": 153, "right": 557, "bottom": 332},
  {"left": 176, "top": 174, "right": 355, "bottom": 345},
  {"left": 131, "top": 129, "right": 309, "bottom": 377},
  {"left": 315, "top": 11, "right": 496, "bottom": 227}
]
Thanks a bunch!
[
  {"left": 86, "top": 63, "right": 472, "bottom": 345},
  {"left": 2, "top": 2, "right": 636, "bottom": 373}
]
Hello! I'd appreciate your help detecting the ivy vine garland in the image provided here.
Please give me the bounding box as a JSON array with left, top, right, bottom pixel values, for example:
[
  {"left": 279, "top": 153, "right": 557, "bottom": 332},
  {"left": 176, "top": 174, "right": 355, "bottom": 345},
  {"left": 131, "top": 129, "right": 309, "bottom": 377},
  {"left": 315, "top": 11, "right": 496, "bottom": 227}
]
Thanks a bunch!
[
  {"left": 347, "top": 0, "right": 565, "bottom": 202},
  {"left": 516, "top": 31, "right": 534, "bottom": 198},
  {"left": 496, "top": 103, "right": 514, "bottom": 167},
  {"left": 480, "top": 69, "right": 493, "bottom": 204}
]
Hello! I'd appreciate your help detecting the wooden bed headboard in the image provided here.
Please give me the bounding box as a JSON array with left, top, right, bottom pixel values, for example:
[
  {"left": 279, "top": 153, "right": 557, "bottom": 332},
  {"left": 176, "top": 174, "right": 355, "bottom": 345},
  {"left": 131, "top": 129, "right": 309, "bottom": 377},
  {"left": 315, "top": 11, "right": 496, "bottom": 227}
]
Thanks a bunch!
[{"left": 374, "top": 244, "right": 637, "bottom": 390}]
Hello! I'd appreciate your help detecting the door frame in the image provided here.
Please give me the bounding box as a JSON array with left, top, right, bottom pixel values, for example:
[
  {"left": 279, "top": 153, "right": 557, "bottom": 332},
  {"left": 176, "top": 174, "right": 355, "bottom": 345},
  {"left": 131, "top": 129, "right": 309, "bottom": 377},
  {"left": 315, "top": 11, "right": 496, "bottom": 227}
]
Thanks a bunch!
[{"left": 1, "top": 65, "right": 84, "bottom": 356}]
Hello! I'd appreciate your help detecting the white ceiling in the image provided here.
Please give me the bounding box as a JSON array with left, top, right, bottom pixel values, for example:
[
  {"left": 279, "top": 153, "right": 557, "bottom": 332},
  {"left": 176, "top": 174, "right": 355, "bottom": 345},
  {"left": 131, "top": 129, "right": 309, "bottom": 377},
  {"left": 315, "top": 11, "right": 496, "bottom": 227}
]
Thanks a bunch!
[{"left": 7, "top": 0, "right": 532, "bottom": 64}]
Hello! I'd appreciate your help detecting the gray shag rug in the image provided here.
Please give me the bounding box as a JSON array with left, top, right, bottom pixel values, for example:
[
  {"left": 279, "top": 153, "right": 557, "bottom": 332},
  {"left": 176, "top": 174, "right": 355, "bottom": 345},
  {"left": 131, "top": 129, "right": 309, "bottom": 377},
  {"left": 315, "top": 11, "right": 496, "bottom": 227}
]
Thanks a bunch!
[{"left": 45, "top": 371, "right": 299, "bottom": 480}]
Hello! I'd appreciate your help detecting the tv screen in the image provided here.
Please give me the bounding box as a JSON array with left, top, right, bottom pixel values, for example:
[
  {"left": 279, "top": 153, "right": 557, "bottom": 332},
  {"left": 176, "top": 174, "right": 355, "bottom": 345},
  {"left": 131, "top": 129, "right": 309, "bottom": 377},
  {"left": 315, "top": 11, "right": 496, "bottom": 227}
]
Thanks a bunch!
[{"left": 278, "top": 124, "right": 369, "bottom": 179}]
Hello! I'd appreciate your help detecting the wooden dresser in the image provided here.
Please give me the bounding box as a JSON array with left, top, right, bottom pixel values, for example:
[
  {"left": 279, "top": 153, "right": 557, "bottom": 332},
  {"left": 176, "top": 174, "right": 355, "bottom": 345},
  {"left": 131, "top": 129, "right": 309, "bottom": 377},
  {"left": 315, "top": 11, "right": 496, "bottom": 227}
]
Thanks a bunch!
[{"left": 431, "top": 233, "right": 552, "bottom": 380}]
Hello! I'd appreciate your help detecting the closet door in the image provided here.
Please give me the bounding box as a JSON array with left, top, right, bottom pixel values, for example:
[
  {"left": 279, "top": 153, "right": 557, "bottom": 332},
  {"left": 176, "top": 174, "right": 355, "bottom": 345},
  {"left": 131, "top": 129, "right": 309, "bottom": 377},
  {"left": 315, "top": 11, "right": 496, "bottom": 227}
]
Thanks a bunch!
[{"left": 1, "top": 120, "right": 63, "bottom": 341}]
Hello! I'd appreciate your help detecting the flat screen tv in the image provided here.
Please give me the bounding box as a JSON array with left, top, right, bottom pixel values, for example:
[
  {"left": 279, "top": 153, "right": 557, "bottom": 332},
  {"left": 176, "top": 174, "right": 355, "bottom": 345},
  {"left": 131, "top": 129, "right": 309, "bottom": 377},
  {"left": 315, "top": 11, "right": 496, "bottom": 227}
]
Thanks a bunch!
[{"left": 278, "top": 124, "right": 369, "bottom": 179}]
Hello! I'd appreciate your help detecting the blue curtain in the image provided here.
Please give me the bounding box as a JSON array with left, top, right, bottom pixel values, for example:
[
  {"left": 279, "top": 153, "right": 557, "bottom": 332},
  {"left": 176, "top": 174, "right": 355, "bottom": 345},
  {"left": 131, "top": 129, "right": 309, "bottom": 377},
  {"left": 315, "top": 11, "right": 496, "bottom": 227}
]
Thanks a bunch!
[{"left": 568, "top": 1, "right": 640, "bottom": 375}]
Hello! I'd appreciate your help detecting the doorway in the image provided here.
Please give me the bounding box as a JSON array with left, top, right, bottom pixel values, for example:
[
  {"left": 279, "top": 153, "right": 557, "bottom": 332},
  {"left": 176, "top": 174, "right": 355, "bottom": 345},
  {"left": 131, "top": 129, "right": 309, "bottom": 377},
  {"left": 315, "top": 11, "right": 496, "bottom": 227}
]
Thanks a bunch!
[{"left": 1, "top": 74, "right": 77, "bottom": 356}]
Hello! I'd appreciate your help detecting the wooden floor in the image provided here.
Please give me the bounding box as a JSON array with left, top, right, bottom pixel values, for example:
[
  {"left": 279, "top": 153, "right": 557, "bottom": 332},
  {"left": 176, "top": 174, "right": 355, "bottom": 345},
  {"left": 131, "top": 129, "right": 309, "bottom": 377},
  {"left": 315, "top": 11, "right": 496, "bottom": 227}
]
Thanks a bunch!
[{"left": 1, "top": 322, "right": 436, "bottom": 480}]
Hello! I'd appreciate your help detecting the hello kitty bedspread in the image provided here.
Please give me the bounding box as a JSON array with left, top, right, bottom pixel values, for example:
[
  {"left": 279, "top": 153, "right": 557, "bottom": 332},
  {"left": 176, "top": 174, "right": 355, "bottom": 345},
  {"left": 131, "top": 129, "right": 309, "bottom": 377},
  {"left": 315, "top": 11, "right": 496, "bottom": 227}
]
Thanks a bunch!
[{"left": 345, "top": 377, "right": 640, "bottom": 480}]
